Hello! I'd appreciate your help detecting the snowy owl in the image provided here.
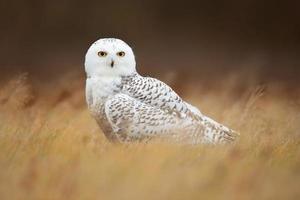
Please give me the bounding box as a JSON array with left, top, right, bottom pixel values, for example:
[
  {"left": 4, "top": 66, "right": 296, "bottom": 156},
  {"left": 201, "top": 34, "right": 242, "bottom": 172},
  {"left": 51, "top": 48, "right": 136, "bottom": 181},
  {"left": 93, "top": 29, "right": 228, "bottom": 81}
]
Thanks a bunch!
[{"left": 85, "top": 38, "right": 238, "bottom": 144}]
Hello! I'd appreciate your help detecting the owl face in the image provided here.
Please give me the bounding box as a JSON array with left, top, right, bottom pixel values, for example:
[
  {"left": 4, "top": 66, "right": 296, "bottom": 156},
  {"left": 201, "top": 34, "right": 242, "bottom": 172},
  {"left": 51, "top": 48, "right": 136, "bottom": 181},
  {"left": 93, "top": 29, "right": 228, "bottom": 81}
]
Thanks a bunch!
[{"left": 85, "top": 38, "right": 136, "bottom": 77}]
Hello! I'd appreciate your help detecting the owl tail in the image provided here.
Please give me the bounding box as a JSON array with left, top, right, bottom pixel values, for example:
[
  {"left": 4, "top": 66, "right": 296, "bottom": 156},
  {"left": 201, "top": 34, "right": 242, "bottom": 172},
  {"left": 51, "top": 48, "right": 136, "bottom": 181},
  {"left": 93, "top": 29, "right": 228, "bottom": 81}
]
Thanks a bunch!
[
  {"left": 221, "top": 129, "right": 240, "bottom": 143},
  {"left": 200, "top": 116, "right": 240, "bottom": 144}
]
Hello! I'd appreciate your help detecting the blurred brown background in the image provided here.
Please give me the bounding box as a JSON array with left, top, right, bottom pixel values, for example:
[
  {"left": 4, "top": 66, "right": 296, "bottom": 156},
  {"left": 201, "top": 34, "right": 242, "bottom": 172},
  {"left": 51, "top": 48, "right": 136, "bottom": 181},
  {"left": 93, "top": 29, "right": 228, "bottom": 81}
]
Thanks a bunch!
[{"left": 1, "top": 0, "right": 300, "bottom": 87}]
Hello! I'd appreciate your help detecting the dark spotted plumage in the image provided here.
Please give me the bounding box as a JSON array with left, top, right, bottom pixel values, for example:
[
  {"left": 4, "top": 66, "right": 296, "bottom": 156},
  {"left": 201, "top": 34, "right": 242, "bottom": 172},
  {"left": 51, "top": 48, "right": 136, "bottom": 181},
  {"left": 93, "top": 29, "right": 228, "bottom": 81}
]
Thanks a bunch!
[{"left": 86, "top": 73, "right": 238, "bottom": 144}]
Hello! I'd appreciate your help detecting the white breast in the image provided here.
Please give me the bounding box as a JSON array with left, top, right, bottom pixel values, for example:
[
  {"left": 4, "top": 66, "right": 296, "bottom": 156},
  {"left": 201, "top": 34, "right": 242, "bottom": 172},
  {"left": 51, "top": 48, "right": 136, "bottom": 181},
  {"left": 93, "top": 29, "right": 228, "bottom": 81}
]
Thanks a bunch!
[{"left": 86, "top": 76, "right": 121, "bottom": 109}]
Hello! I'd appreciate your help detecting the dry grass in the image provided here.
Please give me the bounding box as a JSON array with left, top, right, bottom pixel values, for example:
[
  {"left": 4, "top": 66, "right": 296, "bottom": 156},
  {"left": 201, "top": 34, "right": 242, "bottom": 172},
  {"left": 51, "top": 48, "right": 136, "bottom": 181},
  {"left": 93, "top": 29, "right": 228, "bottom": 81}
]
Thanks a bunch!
[{"left": 0, "top": 72, "right": 299, "bottom": 200}]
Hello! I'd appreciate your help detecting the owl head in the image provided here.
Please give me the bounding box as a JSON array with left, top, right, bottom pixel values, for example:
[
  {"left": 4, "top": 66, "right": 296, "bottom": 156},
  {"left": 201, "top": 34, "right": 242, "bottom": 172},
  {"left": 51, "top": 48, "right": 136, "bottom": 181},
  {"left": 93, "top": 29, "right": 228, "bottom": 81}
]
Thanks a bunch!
[{"left": 85, "top": 38, "right": 136, "bottom": 77}]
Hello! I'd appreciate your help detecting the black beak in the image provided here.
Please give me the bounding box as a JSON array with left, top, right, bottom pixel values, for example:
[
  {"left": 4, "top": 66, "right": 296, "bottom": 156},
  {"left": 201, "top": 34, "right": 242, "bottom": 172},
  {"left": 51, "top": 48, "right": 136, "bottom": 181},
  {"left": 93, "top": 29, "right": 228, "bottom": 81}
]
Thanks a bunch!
[{"left": 110, "top": 60, "right": 114, "bottom": 68}]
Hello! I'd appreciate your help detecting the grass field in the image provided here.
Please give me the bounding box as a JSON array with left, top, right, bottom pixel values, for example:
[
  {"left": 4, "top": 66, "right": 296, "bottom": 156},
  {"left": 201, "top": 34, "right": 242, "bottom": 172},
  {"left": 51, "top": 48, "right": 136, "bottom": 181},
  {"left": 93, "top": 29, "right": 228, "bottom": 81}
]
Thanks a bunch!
[{"left": 0, "top": 72, "right": 299, "bottom": 200}]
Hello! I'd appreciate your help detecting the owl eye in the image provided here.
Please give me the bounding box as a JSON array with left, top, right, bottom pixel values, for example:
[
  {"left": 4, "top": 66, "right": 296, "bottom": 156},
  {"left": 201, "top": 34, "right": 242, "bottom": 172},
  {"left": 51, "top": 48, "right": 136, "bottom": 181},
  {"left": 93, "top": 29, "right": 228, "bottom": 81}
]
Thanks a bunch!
[
  {"left": 98, "top": 51, "right": 107, "bottom": 57},
  {"left": 117, "top": 51, "right": 125, "bottom": 57}
]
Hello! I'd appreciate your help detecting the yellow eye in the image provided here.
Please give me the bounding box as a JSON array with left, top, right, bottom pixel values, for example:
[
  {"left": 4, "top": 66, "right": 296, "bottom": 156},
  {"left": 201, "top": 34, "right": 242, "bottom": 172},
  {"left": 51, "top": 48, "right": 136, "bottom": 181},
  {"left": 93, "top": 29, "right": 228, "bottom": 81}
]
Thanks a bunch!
[
  {"left": 117, "top": 51, "right": 125, "bottom": 57},
  {"left": 98, "top": 51, "right": 107, "bottom": 57}
]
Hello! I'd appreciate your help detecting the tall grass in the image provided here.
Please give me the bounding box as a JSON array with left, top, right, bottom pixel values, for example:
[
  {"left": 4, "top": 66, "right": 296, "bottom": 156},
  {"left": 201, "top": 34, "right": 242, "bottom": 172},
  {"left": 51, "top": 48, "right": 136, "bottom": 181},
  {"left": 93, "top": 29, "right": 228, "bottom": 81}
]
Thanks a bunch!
[{"left": 0, "top": 73, "right": 299, "bottom": 200}]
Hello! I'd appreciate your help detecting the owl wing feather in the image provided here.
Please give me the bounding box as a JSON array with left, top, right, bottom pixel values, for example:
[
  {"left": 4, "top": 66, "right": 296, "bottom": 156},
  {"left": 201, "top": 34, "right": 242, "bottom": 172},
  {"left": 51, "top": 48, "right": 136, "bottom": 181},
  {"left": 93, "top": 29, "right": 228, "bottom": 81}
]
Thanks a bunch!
[
  {"left": 122, "top": 75, "right": 200, "bottom": 118},
  {"left": 104, "top": 93, "right": 191, "bottom": 142}
]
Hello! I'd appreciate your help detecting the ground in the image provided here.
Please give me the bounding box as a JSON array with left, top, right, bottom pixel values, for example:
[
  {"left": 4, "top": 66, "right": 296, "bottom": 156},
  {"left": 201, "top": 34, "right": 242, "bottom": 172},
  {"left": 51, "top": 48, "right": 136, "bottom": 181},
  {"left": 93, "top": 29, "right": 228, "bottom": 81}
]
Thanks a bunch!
[{"left": 0, "top": 72, "right": 299, "bottom": 200}]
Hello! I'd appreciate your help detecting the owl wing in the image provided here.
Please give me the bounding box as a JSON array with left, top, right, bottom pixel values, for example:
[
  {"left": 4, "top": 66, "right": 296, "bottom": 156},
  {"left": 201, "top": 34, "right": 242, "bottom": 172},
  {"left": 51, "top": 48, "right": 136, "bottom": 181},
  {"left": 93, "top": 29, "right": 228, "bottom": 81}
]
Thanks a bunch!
[
  {"left": 122, "top": 75, "right": 200, "bottom": 118},
  {"left": 105, "top": 93, "right": 238, "bottom": 144},
  {"left": 121, "top": 75, "right": 238, "bottom": 143},
  {"left": 104, "top": 93, "right": 191, "bottom": 142}
]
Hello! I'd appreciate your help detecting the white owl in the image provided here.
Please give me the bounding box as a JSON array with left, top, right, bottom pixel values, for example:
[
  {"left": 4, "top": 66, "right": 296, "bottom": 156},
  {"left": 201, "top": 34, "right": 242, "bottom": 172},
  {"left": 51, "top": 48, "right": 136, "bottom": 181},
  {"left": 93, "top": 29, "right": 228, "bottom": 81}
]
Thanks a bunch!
[{"left": 85, "top": 38, "right": 238, "bottom": 144}]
